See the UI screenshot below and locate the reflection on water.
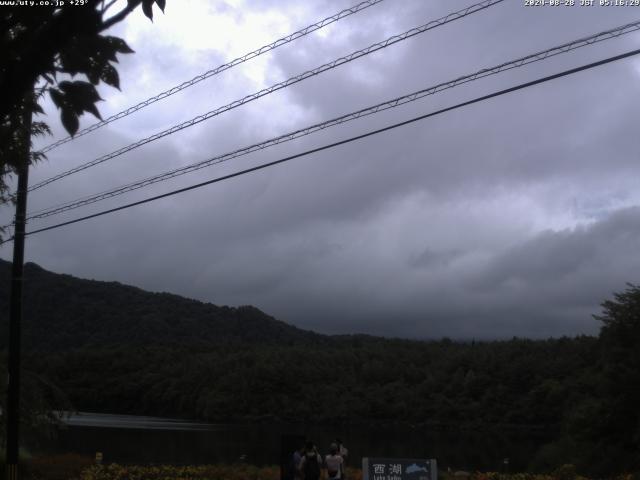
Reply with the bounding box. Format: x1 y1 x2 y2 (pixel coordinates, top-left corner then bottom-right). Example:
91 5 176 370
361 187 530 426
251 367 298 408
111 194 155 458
35 413 550 472
61 412 216 430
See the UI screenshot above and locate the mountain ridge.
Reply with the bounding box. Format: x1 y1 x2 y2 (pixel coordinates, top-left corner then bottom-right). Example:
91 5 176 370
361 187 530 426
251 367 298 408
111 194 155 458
0 259 324 351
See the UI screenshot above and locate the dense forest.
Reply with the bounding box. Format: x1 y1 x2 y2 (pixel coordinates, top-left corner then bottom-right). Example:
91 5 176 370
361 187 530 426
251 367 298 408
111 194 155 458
0 260 638 474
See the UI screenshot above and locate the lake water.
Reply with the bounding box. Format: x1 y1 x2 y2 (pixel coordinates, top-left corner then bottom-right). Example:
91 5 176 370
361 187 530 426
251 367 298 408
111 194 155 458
34 413 551 472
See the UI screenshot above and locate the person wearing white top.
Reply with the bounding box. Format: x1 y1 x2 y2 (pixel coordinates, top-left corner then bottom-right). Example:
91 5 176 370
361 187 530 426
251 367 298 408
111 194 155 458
325 443 344 480
336 439 348 479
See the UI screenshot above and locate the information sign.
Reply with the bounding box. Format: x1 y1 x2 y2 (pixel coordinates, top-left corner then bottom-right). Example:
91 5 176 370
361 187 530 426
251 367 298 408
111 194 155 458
363 458 437 480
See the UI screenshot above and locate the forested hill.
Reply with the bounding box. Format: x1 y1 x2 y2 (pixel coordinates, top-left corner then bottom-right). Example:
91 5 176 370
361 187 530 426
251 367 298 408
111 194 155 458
1 260 638 474
0 259 322 351
0 259 596 430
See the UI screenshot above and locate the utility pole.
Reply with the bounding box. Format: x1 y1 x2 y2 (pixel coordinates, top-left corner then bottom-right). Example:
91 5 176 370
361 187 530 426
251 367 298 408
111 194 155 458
6 95 32 480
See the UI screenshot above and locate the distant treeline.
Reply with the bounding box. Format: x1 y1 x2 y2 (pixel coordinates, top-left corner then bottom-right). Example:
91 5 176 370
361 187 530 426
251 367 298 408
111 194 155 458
26 336 594 426
0 260 638 475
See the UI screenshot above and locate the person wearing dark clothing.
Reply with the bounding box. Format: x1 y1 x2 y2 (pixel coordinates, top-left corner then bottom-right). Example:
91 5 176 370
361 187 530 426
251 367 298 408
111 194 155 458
299 441 323 480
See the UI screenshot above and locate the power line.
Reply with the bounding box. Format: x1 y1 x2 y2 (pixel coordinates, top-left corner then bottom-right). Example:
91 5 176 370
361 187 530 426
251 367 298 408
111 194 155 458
23 19 640 222
27 0 504 192
4 47 637 244
37 0 388 154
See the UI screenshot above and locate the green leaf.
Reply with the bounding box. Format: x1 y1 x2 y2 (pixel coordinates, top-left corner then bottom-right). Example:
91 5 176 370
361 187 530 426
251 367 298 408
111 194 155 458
86 68 100 85
142 0 154 20
59 81 102 104
59 42 89 75
49 88 64 109
105 36 135 54
61 108 79 136
30 150 47 164
58 81 103 119
100 64 120 90
95 36 118 62
84 102 102 120
31 121 51 137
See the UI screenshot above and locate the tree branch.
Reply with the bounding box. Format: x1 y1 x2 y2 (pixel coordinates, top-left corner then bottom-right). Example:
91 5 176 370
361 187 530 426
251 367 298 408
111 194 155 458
101 1 140 31
101 0 119 15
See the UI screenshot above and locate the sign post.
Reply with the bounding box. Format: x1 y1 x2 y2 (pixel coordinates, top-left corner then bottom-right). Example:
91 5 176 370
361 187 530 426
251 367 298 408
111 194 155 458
362 457 438 480
363 458 437 480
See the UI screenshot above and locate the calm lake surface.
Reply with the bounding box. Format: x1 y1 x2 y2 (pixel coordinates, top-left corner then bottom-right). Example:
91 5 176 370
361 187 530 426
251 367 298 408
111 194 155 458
34 413 551 472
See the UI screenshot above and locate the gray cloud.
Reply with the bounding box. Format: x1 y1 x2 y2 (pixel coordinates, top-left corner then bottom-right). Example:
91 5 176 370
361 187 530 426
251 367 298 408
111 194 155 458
2 0 640 340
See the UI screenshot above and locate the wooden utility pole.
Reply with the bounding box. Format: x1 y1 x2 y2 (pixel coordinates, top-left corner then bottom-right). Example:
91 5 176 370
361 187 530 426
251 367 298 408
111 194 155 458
6 96 32 480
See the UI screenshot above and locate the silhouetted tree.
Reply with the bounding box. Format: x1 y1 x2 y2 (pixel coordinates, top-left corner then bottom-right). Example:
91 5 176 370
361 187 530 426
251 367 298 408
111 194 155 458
591 283 640 471
0 0 166 205
0 0 167 439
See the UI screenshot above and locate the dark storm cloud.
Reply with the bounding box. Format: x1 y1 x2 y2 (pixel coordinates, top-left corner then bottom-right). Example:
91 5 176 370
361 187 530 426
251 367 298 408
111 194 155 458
2 0 640 339
470 207 640 296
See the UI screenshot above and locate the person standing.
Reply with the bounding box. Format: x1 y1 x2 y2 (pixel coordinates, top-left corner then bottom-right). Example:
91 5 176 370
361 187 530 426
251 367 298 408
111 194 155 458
292 443 305 480
299 441 322 480
336 438 348 480
325 443 344 480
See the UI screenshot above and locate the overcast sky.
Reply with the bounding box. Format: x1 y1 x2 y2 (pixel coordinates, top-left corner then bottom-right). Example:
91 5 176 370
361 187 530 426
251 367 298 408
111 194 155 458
2 0 640 339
